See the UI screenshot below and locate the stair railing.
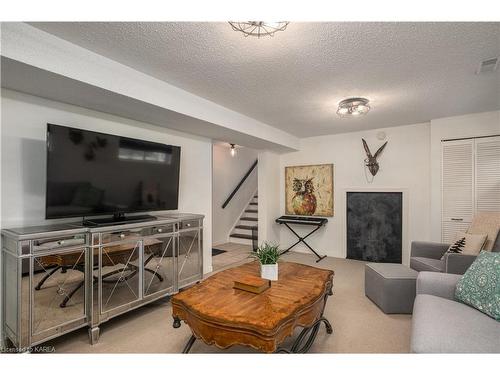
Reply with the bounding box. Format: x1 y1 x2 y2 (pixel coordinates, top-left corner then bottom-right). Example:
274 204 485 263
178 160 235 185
222 159 258 209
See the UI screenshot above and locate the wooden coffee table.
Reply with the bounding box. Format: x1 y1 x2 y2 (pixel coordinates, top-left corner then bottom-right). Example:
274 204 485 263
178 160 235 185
172 261 334 353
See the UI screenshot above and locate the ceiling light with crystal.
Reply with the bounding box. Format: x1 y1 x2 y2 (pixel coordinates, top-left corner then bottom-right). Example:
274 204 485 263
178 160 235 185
336 98 371 118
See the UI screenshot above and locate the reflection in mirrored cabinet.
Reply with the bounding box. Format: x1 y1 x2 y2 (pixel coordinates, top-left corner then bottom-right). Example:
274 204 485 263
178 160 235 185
100 240 141 314
1 230 89 350
143 235 175 297
178 227 203 289
32 248 87 343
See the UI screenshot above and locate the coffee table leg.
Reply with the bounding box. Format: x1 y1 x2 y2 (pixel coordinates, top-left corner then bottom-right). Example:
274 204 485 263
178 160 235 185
318 317 333 334
275 316 333 354
173 316 181 328
182 335 196 353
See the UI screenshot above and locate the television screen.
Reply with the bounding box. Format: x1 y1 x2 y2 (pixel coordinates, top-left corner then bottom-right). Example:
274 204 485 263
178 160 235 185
46 124 181 219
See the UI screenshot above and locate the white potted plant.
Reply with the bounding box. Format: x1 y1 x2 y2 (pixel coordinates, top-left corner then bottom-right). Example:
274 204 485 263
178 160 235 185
251 242 281 281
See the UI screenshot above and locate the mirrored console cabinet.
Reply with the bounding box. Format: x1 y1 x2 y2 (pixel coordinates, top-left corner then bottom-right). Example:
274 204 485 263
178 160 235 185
1 214 203 350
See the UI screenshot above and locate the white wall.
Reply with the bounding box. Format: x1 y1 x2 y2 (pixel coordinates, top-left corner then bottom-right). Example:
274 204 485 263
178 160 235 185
258 151 281 245
212 144 258 245
279 123 432 265
1 89 213 273
429 111 500 241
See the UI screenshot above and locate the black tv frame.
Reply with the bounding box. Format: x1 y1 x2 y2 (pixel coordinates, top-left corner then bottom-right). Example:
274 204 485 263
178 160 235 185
45 123 181 224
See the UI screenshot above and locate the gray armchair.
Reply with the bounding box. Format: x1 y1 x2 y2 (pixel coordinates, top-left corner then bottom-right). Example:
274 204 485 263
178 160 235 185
411 212 500 275
410 241 481 275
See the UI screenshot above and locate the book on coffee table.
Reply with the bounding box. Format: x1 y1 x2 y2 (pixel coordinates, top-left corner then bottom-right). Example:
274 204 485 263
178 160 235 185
233 275 271 294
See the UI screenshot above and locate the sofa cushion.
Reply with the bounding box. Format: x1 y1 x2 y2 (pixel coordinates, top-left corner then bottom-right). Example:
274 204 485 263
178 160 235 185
455 251 500 320
410 257 445 272
467 211 500 251
411 294 500 353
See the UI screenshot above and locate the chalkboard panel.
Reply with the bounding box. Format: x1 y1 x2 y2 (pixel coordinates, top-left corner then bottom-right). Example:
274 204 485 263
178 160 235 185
347 192 402 263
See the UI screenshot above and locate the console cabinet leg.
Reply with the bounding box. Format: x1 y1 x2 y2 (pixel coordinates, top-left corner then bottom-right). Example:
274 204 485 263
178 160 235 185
89 327 100 345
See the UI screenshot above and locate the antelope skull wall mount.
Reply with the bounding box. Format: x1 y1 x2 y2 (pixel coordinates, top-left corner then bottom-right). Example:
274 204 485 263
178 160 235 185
362 138 388 177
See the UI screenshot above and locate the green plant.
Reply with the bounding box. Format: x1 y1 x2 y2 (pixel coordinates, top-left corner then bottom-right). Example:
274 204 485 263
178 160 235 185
250 242 281 265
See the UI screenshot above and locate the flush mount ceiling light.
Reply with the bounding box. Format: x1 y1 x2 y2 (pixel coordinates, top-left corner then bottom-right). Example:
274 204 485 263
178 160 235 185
228 21 289 38
336 97 371 118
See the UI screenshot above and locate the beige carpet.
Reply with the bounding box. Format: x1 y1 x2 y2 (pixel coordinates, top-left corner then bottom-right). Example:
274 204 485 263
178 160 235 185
212 242 253 271
39 252 411 353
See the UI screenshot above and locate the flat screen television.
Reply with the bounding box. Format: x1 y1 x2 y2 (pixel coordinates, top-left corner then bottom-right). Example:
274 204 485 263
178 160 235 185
46 124 181 222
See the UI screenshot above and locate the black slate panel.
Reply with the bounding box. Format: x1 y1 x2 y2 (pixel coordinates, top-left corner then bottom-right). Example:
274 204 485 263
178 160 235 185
347 192 402 263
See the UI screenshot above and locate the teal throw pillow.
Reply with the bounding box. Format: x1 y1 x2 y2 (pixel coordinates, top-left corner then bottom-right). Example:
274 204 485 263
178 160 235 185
455 251 500 321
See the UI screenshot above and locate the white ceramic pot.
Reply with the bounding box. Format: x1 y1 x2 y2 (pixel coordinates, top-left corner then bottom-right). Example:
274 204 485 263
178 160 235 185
260 263 278 281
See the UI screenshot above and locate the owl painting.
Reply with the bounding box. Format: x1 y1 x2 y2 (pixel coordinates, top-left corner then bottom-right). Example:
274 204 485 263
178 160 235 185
285 164 334 217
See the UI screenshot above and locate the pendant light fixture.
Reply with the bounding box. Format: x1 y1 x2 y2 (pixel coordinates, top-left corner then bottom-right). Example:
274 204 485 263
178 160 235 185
228 21 289 38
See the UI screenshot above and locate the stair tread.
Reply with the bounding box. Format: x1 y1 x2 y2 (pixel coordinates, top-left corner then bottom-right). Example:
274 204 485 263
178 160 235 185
235 225 258 230
230 233 258 240
245 209 258 213
249 202 258 205
240 217 258 221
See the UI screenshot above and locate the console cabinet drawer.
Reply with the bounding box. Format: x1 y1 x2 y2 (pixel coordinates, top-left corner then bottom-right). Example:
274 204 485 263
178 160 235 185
179 220 200 230
101 229 142 244
99 224 175 243
32 234 87 252
151 223 176 235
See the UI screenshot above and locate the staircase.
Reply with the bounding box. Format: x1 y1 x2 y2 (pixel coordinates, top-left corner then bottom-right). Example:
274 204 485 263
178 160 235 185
229 193 258 245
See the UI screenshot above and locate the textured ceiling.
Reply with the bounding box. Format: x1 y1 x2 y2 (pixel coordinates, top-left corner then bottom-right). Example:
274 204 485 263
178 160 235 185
30 22 500 137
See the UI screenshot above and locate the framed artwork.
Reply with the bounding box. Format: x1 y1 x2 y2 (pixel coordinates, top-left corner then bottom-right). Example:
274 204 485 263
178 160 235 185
285 164 334 217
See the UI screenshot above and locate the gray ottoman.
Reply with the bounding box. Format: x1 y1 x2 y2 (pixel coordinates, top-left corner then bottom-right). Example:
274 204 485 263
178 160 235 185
365 263 418 314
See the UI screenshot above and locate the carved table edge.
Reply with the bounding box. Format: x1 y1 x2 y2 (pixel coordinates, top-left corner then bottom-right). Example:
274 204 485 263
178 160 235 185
172 276 333 335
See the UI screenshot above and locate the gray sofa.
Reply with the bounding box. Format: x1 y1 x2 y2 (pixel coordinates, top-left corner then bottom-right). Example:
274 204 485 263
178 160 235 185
410 236 500 274
411 272 500 353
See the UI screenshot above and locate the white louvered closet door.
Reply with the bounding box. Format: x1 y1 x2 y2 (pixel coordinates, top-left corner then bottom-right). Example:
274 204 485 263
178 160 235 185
475 136 500 212
441 140 474 243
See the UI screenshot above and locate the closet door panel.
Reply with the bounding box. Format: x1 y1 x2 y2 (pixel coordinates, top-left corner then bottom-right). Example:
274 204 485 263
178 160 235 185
475 136 500 212
441 140 474 242
441 140 474 218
